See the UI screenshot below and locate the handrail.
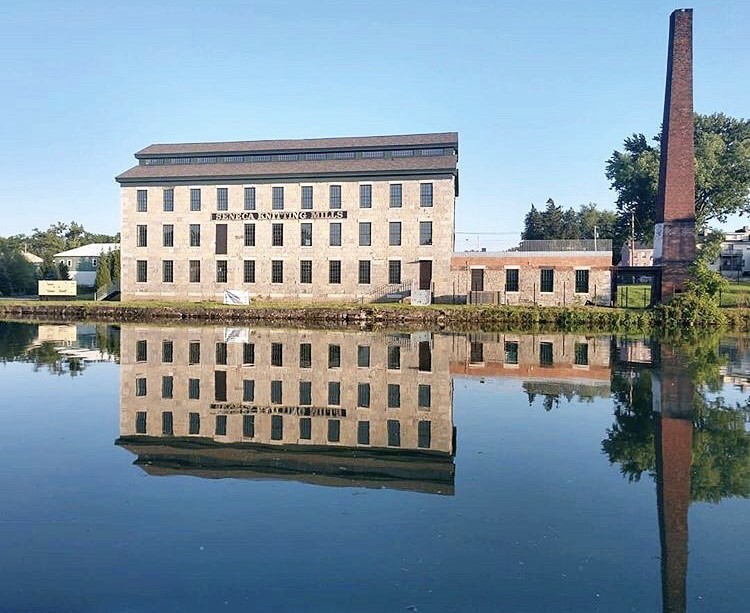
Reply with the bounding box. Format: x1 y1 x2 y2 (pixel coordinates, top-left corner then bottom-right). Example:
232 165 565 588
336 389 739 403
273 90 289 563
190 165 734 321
95 280 120 301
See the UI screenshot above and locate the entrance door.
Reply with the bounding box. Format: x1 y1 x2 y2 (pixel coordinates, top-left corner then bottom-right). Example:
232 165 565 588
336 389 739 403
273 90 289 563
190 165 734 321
470 268 484 292
419 260 432 291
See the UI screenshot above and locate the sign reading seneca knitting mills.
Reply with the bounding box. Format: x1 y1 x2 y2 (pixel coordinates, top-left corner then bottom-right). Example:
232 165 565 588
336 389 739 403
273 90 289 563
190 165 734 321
211 211 347 221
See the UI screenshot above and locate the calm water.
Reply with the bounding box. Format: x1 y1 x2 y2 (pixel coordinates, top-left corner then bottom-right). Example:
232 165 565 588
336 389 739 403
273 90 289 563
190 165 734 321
0 322 748 613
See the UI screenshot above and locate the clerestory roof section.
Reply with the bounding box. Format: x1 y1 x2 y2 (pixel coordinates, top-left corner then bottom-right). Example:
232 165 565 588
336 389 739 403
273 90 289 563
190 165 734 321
134 132 458 158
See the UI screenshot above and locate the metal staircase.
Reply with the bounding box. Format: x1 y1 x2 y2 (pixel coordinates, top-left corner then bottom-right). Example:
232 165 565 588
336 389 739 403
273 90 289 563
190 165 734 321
365 281 412 303
95 280 121 301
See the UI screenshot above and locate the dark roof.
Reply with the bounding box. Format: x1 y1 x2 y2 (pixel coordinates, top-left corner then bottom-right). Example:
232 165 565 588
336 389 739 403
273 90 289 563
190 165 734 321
135 132 458 157
116 153 458 185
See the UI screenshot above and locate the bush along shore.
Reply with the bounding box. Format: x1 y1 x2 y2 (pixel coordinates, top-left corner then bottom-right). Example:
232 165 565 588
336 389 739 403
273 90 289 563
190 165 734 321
0 300 748 333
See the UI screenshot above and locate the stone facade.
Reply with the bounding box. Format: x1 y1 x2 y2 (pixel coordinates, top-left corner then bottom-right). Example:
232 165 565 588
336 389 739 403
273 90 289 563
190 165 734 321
116 134 458 303
451 251 612 306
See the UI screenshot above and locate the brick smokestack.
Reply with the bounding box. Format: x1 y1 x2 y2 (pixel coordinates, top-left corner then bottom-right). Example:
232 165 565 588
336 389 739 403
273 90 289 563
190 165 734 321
654 8 696 298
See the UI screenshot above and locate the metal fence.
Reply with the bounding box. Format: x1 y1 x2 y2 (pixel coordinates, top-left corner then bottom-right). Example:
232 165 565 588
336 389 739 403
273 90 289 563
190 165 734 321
517 239 612 252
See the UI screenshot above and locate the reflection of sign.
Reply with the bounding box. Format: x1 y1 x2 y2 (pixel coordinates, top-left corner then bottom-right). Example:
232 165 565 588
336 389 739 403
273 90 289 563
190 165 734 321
37 324 77 343
210 404 347 417
211 211 347 221
38 280 76 296
224 328 250 343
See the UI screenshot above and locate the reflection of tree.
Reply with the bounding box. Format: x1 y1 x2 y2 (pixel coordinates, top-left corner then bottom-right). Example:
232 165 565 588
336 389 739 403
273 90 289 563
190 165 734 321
524 381 609 411
603 336 750 503
25 341 87 377
0 322 37 361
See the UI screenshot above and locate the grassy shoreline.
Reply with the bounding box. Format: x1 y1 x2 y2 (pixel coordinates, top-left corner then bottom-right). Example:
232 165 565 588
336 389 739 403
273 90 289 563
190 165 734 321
1 299 749 332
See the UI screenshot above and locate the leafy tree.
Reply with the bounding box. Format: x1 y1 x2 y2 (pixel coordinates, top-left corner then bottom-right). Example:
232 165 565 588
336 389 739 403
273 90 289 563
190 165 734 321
606 113 750 238
109 249 121 281
95 252 112 289
0 238 38 295
57 261 70 281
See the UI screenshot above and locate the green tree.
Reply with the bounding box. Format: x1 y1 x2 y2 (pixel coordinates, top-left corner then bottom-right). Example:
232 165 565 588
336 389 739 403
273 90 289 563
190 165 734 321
606 113 750 237
57 261 70 281
95 252 112 289
109 249 121 281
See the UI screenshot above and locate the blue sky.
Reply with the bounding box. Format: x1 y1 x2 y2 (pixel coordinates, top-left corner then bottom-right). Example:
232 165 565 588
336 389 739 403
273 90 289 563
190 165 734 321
1 0 748 246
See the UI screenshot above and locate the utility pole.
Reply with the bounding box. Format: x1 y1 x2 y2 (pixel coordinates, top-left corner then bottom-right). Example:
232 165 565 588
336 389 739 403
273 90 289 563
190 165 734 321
631 212 636 265
593 225 598 251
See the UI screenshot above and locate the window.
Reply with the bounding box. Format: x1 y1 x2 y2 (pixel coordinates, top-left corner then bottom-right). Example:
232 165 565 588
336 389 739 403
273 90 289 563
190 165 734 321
299 381 312 405
189 260 201 283
575 269 590 294
357 421 370 445
162 411 174 436
417 342 431 374
188 341 201 365
327 419 341 442
418 421 431 449
244 223 255 247
135 377 147 396
215 371 227 401
387 384 400 408
135 411 147 434
419 221 433 246
504 341 519 364
243 415 255 438
271 415 283 440
301 185 313 209
359 222 371 246
243 342 255 365
162 376 174 399
216 342 228 365
190 188 201 211
136 339 147 362
357 382 370 408
271 380 283 404
389 222 401 246
136 260 147 283
189 412 200 435
272 223 284 246
271 342 283 367
357 345 370 367
387 420 401 447
216 260 228 283
272 186 284 210
540 342 554 366
189 224 201 247
163 188 174 212
540 269 554 293
137 189 148 212
299 417 312 440
328 344 341 368
188 378 200 399
329 185 341 209
574 342 589 366
418 384 431 408
162 340 173 363
328 381 341 405
470 342 484 363
243 379 255 402
329 260 341 284
163 224 174 247
358 260 371 284
420 183 433 207
300 260 312 284
390 184 402 207
243 260 255 283
162 260 174 283
271 260 283 283
505 269 519 292
216 224 227 254
215 415 227 436
359 184 372 208
388 260 401 284
387 346 400 370
137 225 147 247
217 187 228 211
300 223 312 246
299 343 312 368
329 222 342 246
244 187 256 210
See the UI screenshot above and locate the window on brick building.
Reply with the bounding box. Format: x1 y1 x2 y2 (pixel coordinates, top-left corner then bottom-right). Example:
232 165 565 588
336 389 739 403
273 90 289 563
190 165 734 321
217 187 228 211
575 269 590 294
244 186 256 210
301 185 313 209
505 268 519 292
137 189 148 212
329 222 342 246
329 185 341 209
540 269 554 293
272 186 284 210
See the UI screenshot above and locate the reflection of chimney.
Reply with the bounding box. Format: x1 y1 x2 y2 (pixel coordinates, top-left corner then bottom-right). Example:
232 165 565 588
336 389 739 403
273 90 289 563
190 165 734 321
653 343 694 613
654 9 696 299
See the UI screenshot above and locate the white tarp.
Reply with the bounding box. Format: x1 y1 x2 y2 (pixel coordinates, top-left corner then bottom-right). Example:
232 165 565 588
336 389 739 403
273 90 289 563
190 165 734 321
223 290 250 305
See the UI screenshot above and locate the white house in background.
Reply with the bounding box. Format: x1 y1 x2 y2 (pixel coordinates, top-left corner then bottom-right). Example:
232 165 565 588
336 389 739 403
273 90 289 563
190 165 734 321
53 243 120 287
708 226 750 279
619 242 654 267
21 251 43 267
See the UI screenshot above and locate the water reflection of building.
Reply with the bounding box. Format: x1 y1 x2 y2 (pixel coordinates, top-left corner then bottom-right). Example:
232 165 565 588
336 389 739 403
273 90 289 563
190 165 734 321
718 337 750 392
116 326 455 495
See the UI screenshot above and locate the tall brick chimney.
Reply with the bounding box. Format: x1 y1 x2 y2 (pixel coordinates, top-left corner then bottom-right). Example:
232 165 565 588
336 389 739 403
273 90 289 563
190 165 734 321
654 8 696 298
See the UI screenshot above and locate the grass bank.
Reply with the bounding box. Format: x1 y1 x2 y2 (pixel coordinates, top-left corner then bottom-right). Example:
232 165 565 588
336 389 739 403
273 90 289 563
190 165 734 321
2 298 748 332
